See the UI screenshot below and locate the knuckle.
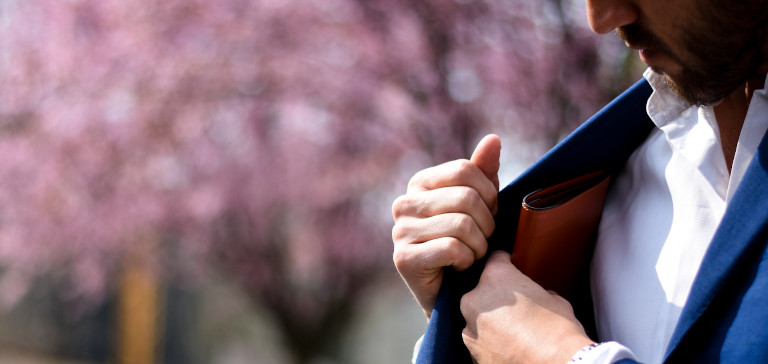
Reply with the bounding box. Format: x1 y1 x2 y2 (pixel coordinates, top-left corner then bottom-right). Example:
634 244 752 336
456 185 478 204
392 246 415 272
392 247 406 266
453 159 476 180
391 195 413 219
556 294 569 306
459 291 472 317
483 250 512 268
489 249 509 262
553 293 571 307
459 291 477 316
443 237 461 254
451 214 475 236
479 217 495 239
459 292 470 310
391 222 411 242
444 238 474 270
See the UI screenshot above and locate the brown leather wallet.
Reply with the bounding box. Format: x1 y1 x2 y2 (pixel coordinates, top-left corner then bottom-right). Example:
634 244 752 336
510 171 611 299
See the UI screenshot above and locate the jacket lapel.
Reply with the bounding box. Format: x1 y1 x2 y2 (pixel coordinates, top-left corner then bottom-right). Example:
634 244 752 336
665 129 768 360
492 79 655 249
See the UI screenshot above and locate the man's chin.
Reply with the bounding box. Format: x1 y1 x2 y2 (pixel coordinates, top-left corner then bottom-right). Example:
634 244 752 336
649 65 682 84
650 61 751 106
662 76 712 106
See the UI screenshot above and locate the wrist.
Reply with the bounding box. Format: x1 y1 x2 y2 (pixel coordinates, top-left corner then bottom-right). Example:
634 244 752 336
568 342 603 363
565 341 639 363
553 334 595 364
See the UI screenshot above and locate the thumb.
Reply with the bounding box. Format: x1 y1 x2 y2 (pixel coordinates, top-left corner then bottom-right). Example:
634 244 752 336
470 134 501 190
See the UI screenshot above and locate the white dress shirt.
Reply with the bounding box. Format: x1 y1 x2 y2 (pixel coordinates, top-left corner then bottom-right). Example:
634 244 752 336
583 69 768 363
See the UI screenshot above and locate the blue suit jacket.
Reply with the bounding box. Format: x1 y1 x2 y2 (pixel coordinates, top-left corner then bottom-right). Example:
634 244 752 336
416 79 768 363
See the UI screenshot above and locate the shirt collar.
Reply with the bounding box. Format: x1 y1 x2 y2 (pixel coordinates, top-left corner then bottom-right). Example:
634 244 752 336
642 68 729 200
643 69 768 124
643 68 693 129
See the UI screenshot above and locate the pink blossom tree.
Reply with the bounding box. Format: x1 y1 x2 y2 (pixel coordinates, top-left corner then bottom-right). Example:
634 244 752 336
0 0 633 362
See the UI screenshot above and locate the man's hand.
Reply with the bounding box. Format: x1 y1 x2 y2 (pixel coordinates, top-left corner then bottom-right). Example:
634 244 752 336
460 250 594 363
392 134 501 318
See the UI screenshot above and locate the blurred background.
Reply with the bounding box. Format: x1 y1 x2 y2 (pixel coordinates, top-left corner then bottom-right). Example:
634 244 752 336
0 0 643 363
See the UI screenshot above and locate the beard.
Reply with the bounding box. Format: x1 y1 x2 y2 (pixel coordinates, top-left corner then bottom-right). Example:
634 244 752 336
617 14 766 106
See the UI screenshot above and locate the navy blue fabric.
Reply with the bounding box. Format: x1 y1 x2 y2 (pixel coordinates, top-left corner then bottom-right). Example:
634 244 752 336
416 77 768 363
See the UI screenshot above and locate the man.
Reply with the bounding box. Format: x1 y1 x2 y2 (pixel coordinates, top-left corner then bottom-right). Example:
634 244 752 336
392 0 768 362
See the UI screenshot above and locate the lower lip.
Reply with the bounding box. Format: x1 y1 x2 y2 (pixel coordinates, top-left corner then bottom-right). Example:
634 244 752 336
639 49 657 65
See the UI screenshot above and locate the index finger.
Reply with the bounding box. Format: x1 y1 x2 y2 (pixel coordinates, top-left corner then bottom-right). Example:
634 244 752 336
408 159 498 212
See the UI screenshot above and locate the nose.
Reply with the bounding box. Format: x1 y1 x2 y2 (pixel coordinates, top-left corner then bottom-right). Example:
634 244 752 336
586 0 639 34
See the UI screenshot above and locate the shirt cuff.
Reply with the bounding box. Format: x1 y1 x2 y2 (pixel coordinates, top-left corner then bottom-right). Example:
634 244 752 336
568 341 638 363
